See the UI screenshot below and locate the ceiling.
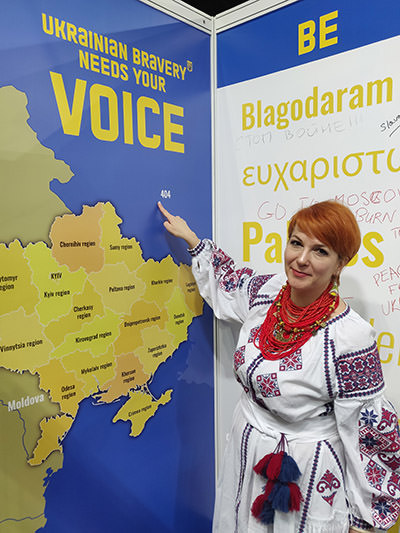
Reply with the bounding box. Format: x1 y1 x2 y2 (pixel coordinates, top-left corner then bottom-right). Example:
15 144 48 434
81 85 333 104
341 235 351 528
183 0 248 16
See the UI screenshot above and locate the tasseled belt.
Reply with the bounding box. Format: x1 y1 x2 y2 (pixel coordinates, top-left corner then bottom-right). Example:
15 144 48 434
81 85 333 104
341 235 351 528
251 433 303 525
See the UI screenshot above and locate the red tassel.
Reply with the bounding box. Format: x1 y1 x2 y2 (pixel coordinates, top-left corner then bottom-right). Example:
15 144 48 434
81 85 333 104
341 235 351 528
251 493 267 518
266 451 284 480
253 453 273 476
288 482 302 511
251 479 276 519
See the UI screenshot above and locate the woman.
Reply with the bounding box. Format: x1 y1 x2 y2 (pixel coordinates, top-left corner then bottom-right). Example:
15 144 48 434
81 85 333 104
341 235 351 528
158 200 400 533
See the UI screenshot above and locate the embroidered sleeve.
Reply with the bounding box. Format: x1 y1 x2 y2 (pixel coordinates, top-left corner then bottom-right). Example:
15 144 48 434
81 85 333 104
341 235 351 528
191 239 274 323
335 342 384 399
333 325 400 530
357 401 400 529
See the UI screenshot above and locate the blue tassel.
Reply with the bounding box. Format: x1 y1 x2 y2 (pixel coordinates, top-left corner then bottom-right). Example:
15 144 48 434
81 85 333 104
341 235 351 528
278 452 301 483
269 481 291 512
267 481 280 503
259 501 275 524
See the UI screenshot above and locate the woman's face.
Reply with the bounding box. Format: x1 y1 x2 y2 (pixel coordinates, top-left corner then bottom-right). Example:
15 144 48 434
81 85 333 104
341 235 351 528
284 225 343 307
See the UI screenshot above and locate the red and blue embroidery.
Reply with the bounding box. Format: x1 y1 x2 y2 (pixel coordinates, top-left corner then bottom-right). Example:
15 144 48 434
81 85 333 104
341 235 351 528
351 516 373 530
324 334 335 398
388 471 400 499
359 425 399 459
211 247 253 292
298 442 322 533
248 275 275 309
247 354 268 407
378 407 399 433
335 343 384 398
365 460 387 490
188 239 206 257
372 495 400 529
256 373 281 398
279 349 302 371
359 406 400 462
248 326 261 344
235 423 253 533
359 404 400 528
299 440 346 532
316 469 341 506
234 346 245 371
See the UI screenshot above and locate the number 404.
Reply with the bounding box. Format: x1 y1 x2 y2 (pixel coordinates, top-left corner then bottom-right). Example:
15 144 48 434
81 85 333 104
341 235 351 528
160 190 171 199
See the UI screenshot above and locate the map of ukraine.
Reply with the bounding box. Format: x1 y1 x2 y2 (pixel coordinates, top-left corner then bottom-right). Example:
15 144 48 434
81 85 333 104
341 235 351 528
0 86 203 530
1 200 203 450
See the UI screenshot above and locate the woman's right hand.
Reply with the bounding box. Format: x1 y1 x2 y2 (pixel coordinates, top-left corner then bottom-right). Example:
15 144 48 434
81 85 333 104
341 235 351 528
158 201 200 249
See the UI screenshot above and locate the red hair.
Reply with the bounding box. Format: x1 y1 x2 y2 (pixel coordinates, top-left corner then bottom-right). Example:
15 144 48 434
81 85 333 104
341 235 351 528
288 201 361 262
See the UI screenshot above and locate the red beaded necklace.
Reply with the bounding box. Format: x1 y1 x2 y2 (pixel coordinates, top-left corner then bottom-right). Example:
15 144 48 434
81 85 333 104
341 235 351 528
254 281 339 360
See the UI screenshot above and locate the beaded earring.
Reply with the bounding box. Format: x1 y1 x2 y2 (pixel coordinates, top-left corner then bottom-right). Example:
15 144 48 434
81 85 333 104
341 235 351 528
329 278 339 297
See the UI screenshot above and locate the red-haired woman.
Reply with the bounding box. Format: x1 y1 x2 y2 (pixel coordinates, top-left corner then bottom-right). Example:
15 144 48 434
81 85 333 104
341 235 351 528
158 200 400 533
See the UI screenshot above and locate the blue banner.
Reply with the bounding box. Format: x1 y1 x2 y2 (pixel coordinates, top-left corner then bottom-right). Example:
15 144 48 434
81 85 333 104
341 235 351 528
0 1 213 532
217 0 400 87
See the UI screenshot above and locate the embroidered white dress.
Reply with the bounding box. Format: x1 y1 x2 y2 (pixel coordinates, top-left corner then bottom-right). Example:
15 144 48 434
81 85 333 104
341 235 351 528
191 239 400 533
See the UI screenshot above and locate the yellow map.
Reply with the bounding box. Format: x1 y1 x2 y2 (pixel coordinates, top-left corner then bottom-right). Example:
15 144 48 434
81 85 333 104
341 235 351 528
0 201 203 529
0 83 204 532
